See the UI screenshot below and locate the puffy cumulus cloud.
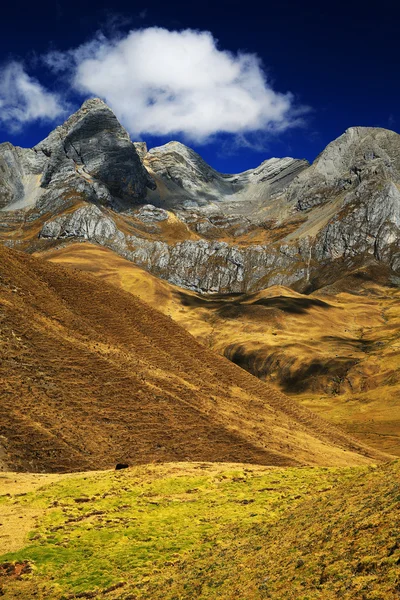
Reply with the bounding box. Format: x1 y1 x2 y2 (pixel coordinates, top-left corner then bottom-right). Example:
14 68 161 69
45 28 306 142
0 61 66 131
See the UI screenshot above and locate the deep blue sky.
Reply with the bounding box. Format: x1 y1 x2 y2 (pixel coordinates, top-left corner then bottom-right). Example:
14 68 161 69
1 0 399 173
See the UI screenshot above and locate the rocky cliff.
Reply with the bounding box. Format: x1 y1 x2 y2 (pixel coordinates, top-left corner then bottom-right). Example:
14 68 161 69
1 100 399 293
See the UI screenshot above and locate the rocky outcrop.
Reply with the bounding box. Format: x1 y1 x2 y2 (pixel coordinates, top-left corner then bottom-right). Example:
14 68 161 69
40 204 124 244
135 204 169 223
38 203 310 293
139 238 308 293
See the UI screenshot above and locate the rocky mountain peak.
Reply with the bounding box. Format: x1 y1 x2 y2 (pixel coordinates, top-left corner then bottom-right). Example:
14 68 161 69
286 126 400 210
145 140 220 191
31 99 156 207
313 126 400 176
80 97 111 111
35 97 130 155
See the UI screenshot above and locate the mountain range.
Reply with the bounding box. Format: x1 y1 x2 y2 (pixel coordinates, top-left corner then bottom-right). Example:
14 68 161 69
1 97 400 295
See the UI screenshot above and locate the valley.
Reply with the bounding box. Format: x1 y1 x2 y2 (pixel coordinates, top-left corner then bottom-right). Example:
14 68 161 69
41 242 400 457
2 244 384 473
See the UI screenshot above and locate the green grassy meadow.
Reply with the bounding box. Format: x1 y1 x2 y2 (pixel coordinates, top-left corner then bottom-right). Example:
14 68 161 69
1 461 399 599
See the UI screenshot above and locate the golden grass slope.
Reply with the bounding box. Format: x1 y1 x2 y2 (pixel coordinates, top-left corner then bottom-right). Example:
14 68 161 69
1 244 389 472
42 243 400 457
1 460 399 599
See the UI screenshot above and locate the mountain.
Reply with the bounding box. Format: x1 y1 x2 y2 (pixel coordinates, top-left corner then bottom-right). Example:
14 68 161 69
1 99 399 294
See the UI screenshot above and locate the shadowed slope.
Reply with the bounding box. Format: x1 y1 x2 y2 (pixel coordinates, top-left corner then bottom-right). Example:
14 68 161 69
0 245 389 471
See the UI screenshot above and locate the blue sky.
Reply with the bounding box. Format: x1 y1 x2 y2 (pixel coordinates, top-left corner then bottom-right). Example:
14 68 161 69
0 0 399 173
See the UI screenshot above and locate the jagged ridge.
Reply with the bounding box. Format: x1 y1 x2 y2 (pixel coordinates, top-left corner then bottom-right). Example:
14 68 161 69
0 100 400 294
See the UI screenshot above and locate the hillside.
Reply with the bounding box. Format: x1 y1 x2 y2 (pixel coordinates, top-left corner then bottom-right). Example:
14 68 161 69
1 459 399 599
42 242 400 457
0 244 390 472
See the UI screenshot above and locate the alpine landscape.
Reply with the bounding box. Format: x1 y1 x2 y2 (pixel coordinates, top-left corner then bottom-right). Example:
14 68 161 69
1 5 400 599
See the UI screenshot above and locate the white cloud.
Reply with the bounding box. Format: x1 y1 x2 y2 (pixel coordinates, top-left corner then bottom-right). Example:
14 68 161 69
45 28 306 142
0 61 66 131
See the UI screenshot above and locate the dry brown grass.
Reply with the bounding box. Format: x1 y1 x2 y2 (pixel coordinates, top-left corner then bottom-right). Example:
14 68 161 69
41 243 400 457
1 244 390 472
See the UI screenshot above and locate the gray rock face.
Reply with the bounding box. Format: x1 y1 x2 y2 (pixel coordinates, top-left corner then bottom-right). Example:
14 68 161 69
315 181 400 265
40 204 124 243
1 100 400 294
0 144 25 209
142 239 305 293
0 143 46 210
145 141 309 217
64 108 154 201
287 127 400 210
37 98 156 207
135 204 169 223
133 142 149 161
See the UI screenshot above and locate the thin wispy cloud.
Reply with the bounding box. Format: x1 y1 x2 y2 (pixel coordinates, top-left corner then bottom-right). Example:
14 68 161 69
0 61 66 132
